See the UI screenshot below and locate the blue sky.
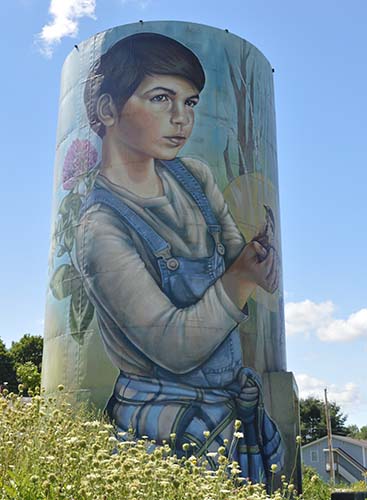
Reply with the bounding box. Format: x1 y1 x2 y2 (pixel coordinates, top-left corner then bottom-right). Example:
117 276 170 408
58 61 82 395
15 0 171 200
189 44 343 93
1 0 366 427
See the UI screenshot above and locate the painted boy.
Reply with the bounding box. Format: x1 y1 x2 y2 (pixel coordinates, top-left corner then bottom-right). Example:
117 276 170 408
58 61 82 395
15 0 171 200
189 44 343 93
76 32 283 482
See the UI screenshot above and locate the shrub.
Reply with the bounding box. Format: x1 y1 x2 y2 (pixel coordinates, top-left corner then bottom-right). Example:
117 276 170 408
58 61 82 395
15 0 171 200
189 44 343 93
301 466 331 500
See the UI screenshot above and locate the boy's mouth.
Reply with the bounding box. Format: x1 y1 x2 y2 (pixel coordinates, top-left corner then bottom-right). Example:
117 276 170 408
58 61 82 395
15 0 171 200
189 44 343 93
164 136 186 146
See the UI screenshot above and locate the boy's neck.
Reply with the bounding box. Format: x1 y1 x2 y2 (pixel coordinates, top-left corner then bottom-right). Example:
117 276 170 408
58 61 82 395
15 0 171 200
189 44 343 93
100 139 163 198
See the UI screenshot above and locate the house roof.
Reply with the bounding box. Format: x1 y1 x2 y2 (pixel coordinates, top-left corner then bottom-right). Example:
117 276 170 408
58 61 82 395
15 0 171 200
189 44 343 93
302 434 367 449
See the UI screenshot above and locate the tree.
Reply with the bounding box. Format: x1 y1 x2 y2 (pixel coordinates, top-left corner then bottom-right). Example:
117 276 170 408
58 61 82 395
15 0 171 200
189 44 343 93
0 338 17 392
347 424 367 440
5 334 43 395
16 362 41 393
347 424 360 437
8 334 43 370
300 396 348 444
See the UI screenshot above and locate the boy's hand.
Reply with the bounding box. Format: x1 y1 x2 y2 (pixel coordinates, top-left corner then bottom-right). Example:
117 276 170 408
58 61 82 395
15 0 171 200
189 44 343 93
237 241 279 294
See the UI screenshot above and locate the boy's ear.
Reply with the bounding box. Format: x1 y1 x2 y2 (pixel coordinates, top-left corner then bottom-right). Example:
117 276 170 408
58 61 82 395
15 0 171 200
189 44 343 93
96 94 118 128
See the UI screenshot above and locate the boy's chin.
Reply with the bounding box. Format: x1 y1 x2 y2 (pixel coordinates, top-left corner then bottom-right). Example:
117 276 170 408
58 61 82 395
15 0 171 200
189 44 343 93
157 152 179 161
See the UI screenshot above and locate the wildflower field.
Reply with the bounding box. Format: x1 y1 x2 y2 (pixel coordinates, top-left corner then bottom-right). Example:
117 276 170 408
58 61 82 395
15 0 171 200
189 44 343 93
0 387 362 500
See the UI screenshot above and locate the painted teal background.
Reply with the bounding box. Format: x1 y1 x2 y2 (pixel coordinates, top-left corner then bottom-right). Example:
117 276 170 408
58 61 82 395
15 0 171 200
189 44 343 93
42 21 285 408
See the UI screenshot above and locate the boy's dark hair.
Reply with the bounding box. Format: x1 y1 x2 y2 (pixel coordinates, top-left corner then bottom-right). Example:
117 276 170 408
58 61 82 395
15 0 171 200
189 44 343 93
84 32 206 138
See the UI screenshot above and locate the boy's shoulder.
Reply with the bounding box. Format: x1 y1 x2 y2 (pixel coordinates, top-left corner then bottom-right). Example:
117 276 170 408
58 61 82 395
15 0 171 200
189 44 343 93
178 156 214 186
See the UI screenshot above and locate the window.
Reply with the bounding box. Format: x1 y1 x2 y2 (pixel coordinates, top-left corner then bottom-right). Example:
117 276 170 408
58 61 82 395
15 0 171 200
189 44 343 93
311 450 319 463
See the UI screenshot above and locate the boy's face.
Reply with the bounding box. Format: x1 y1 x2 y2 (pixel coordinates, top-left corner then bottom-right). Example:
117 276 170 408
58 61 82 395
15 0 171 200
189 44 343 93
111 74 200 160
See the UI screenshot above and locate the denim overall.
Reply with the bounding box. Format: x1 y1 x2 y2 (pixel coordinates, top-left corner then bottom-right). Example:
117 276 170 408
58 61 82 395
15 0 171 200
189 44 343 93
81 159 284 483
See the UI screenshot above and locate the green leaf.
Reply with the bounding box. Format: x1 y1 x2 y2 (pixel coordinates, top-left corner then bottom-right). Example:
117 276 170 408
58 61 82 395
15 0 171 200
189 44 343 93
85 168 98 191
54 218 66 247
63 225 75 252
69 284 95 337
3 482 18 497
49 264 81 300
54 193 82 256
55 217 64 236
59 192 81 216
57 245 67 257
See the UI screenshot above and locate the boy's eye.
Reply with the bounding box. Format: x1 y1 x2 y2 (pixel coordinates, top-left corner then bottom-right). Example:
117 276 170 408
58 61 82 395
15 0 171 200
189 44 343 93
150 94 169 103
185 99 198 108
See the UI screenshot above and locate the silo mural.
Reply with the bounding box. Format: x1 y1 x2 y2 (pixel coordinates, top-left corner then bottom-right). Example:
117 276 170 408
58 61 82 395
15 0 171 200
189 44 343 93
43 21 300 485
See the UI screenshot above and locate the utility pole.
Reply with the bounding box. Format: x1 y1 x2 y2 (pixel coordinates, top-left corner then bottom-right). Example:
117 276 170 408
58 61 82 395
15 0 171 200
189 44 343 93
324 388 335 483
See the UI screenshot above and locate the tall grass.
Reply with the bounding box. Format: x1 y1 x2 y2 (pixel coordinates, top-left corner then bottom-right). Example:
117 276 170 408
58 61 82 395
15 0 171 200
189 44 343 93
0 387 359 500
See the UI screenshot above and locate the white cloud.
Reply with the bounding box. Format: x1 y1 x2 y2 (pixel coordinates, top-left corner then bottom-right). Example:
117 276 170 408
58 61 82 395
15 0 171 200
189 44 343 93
296 373 361 408
37 0 96 57
285 300 367 342
317 308 367 342
285 299 334 336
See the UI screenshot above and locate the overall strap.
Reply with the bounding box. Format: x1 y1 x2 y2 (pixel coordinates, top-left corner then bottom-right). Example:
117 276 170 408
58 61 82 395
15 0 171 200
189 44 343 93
80 187 172 261
160 159 221 237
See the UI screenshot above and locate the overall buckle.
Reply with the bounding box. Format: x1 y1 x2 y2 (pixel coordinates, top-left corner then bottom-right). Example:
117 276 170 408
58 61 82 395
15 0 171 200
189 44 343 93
155 245 179 271
209 228 226 256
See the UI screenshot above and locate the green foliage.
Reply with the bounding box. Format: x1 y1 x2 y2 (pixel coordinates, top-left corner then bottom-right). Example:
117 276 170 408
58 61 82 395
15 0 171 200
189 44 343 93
9 334 43 370
56 191 82 255
49 264 81 300
1 390 364 500
0 338 7 356
0 390 303 500
347 424 367 440
347 424 360 437
49 264 94 341
349 479 367 491
50 167 96 337
300 396 348 444
301 466 331 500
0 338 17 392
3 334 43 394
301 466 367 500
69 287 95 340
16 362 41 392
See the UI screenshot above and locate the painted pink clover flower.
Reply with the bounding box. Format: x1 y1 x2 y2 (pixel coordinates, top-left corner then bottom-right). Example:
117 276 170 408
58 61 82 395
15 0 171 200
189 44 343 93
62 139 98 190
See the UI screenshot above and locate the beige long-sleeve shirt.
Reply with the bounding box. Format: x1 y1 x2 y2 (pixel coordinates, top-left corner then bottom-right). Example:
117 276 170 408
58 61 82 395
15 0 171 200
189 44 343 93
76 157 247 376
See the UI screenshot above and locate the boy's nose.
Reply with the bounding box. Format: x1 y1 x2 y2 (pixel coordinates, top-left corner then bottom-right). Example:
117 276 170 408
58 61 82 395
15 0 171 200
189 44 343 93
170 103 190 126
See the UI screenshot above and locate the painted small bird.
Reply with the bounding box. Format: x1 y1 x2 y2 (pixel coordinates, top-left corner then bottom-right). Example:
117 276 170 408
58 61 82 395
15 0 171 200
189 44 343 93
252 204 276 260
